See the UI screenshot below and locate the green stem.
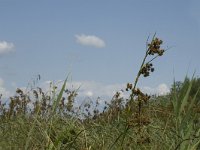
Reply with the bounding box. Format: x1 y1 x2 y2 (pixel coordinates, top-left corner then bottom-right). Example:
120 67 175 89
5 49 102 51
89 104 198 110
130 33 156 101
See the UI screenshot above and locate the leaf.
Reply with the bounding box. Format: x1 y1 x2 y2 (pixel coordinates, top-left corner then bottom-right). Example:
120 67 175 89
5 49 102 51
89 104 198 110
52 78 68 114
179 80 192 117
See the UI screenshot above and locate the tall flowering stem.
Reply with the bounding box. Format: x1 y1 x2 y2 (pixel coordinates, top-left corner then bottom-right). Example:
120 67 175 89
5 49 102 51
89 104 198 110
110 34 166 149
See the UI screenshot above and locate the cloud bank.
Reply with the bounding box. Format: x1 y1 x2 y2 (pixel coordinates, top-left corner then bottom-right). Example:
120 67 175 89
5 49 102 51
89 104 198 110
75 34 105 48
141 83 170 95
0 78 12 99
67 81 124 98
1 79 170 103
0 41 15 55
40 80 170 100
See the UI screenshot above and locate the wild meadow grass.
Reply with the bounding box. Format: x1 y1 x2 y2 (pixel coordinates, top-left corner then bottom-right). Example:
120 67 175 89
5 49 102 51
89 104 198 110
0 35 199 150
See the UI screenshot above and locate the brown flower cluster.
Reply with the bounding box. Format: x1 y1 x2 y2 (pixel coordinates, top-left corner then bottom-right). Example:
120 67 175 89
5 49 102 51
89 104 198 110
148 37 164 56
66 90 78 111
140 63 154 77
126 83 133 91
132 88 150 103
126 83 151 104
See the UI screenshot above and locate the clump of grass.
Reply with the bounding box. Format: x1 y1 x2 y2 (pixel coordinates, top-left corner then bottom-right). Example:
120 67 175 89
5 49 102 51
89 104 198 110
0 35 199 149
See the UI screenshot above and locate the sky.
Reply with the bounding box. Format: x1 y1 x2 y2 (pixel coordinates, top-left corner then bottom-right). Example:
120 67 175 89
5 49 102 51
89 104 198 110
0 0 200 100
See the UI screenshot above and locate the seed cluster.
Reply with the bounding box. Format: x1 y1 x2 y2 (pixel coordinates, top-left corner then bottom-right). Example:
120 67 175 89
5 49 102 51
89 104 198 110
148 37 164 56
126 83 151 104
132 88 151 103
126 83 133 91
140 63 154 77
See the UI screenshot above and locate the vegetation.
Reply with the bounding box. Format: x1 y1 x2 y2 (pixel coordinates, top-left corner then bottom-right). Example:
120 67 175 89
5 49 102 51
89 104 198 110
0 35 199 150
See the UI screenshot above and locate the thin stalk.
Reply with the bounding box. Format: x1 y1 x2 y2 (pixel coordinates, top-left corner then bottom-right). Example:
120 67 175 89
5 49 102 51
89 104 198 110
130 33 156 101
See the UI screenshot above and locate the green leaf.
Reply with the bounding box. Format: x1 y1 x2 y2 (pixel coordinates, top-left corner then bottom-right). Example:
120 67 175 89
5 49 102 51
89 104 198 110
179 80 192 116
52 77 68 114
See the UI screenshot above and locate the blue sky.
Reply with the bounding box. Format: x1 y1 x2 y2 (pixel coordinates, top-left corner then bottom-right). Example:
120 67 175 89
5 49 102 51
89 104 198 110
0 0 200 99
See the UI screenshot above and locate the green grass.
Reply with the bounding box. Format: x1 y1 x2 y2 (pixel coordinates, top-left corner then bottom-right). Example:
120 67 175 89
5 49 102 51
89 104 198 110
0 84 199 149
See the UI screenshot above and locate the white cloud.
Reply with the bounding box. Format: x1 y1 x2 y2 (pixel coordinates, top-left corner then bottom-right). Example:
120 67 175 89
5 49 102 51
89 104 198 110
38 80 126 103
0 41 15 55
156 84 170 95
141 83 170 95
36 80 170 107
75 34 105 48
66 81 125 99
0 78 12 99
86 91 93 97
